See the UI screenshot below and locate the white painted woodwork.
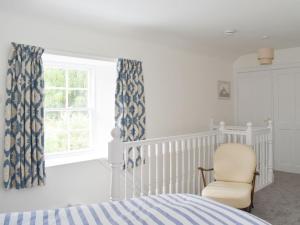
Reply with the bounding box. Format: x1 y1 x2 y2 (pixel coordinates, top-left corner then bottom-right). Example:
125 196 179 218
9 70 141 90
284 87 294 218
273 68 300 173
107 128 123 201
108 121 273 200
236 66 300 173
236 70 273 126
140 145 145 196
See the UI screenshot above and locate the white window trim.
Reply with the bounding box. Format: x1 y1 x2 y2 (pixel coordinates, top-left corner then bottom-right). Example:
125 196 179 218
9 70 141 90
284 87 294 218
43 54 102 167
45 149 103 167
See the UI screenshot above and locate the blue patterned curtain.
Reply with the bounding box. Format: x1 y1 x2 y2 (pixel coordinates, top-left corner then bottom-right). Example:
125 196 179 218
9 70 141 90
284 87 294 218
3 43 46 189
115 58 146 168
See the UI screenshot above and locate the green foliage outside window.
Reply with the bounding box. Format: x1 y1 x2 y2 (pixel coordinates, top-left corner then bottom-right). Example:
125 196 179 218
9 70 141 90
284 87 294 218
44 67 91 154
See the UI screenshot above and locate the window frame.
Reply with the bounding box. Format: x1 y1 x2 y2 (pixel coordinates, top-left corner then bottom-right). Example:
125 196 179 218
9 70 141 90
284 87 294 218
43 55 98 167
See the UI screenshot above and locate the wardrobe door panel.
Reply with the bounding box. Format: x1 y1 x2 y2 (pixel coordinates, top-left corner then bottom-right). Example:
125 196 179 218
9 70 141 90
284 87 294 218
274 68 300 173
236 70 272 126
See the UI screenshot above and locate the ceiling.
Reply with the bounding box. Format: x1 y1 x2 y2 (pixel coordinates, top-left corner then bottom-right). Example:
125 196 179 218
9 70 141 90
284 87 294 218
1 0 300 59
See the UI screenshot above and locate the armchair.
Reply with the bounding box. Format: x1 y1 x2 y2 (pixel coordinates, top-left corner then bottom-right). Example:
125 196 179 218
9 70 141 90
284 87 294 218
198 143 259 212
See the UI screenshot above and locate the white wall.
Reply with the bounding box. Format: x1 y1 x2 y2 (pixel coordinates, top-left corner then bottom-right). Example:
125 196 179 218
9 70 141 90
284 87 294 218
0 11 233 212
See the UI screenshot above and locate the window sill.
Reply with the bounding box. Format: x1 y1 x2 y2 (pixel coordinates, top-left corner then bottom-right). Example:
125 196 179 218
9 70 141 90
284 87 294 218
45 150 108 167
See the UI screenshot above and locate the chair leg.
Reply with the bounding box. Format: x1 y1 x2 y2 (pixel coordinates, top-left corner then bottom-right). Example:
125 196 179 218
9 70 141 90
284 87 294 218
247 206 252 213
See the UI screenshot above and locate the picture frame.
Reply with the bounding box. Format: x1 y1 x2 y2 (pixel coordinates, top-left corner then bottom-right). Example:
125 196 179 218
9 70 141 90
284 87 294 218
218 80 231 100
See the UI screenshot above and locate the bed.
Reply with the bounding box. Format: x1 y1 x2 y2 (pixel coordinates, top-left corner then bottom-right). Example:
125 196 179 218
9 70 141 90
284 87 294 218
0 194 270 225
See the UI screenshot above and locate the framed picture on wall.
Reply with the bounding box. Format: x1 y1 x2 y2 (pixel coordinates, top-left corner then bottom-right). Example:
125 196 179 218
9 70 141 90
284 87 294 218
218 80 231 100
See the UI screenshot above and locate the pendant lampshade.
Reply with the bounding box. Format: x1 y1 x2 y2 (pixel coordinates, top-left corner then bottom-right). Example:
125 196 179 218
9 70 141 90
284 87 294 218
257 48 274 65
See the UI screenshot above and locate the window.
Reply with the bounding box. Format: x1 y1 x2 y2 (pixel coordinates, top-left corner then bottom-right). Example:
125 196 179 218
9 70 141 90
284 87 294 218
43 54 116 166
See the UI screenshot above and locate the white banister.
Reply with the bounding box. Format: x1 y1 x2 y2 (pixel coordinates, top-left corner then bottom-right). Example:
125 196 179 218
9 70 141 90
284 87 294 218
267 120 273 183
181 139 185 193
148 144 152 195
187 139 191 193
108 128 123 201
175 140 179 193
192 138 196 194
169 141 173 193
109 120 273 201
197 137 202 194
132 146 136 198
162 142 167 194
246 122 253 145
140 145 145 196
155 143 159 195
219 121 225 144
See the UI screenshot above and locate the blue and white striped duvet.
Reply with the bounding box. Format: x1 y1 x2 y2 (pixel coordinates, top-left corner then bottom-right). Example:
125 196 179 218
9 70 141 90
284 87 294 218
0 194 270 225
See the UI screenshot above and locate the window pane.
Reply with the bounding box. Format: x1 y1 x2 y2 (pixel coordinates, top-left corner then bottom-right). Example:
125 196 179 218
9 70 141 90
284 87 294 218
45 111 68 130
68 70 88 88
45 130 68 153
70 130 89 150
45 90 66 108
45 68 65 87
70 111 89 129
68 90 88 108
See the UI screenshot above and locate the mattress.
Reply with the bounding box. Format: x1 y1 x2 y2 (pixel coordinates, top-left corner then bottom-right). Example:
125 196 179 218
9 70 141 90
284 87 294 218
0 194 270 225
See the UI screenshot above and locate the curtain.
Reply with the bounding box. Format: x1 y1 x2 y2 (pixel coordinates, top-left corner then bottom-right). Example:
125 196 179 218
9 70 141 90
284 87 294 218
3 43 46 189
115 58 146 168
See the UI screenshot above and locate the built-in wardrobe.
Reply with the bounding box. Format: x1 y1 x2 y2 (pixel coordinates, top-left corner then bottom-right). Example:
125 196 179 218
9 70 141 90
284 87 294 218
235 65 300 174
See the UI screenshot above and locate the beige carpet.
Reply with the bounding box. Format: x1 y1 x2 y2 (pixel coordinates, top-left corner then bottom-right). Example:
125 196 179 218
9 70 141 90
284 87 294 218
252 171 300 225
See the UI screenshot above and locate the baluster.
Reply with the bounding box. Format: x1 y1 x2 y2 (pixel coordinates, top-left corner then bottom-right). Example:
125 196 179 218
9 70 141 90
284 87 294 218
181 139 185 193
267 120 273 183
260 135 263 187
207 136 212 183
155 143 159 195
124 146 128 200
211 134 215 183
187 139 191 193
162 142 167 194
175 140 180 193
132 146 136 198
264 135 267 186
210 135 214 182
198 137 202 195
233 134 237 143
169 141 173 193
261 135 264 186
227 134 231 143
255 136 260 189
140 145 145 197
192 138 196 194
148 144 152 196
203 136 207 185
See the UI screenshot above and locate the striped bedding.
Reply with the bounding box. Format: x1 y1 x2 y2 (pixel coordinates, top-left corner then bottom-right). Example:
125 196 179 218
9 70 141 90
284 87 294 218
0 194 270 225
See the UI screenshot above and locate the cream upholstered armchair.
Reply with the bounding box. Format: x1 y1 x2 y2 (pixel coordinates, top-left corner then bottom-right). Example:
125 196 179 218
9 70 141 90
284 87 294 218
199 143 259 212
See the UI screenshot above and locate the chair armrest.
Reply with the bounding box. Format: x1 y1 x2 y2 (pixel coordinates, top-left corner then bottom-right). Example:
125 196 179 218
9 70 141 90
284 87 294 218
198 167 214 188
198 167 214 172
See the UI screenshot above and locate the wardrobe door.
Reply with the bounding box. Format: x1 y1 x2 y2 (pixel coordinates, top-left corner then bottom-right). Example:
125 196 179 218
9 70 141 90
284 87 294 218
236 70 273 126
274 68 300 173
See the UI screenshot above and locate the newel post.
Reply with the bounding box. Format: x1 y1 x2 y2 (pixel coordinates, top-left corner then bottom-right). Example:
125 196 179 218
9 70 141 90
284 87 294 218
108 128 123 201
267 120 274 183
219 121 225 144
246 122 253 146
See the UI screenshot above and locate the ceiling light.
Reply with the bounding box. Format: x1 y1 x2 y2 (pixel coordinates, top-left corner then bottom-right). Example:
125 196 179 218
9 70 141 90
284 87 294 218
257 48 274 65
224 29 237 36
261 35 270 40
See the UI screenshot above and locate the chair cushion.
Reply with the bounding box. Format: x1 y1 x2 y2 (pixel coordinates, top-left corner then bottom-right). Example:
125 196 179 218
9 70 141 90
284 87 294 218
202 181 252 209
214 143 256 183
